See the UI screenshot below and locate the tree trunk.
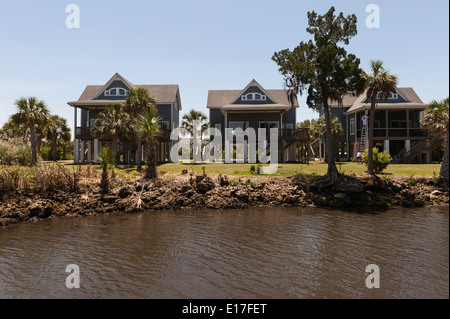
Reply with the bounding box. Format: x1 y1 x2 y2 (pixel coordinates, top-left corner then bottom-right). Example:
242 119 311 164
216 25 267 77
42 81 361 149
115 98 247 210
112 136 118 165
440 130 449 183
52 134 58 161
137 138 142 171
322 102 339 183
145 140 157 179
29 118 37 166
367 99 377 175
36 135 42 158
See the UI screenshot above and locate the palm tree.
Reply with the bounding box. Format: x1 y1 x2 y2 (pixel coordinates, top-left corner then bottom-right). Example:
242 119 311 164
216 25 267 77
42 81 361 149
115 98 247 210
93 104 133 165
310 115 344 162
181 110 208 161
181 110 209 136
362 60 398 175
140 107 162 179
35 113 50 156
421 98 449 183
46 115 71 161
125 87 157 170
0 113 29 141
14 97 49 166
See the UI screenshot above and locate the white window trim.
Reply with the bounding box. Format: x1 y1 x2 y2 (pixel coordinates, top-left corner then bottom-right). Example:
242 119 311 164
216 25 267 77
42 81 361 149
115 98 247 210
376 92 399 100
350 118 356 135
242 93 267 101
105 87 128 97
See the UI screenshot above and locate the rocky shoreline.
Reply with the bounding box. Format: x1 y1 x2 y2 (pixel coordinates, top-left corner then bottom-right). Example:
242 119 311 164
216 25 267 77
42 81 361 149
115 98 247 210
0 174 448 226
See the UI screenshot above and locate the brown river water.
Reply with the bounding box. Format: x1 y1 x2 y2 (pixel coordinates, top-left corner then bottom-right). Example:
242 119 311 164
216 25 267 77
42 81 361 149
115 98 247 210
0 206 448 299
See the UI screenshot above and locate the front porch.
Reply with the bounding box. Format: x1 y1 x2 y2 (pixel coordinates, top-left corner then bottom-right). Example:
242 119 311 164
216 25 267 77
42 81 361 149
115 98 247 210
74 129 172 165
347 109 442 163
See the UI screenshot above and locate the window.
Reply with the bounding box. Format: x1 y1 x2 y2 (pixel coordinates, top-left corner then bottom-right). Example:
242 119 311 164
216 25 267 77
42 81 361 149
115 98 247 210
390 120 407 128
242 93 266 101
285 123 294 130
259 121 279 129
104 87 128 97
229 121 249 130
159 121 169 129
350 118 356 135
376 92 398 100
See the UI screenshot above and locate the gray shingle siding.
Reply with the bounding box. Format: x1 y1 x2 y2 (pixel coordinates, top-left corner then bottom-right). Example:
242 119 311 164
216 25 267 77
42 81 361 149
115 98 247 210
157 105 172 128
285 108 296 126
172 97 180 129
81 109 87 128
210 109 224 130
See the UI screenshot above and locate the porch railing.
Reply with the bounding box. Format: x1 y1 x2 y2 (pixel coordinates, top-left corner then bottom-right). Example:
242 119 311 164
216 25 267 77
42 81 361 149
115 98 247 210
358 128 429 138
75 127 172 141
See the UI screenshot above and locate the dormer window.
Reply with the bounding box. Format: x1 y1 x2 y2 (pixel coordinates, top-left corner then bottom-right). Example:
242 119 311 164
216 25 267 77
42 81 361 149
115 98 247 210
376 92 398 100
241 93 266 101
104 87 128 97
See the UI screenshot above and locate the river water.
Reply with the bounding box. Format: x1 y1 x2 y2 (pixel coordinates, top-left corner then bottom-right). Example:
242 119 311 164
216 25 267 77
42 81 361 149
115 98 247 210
0 206 448 299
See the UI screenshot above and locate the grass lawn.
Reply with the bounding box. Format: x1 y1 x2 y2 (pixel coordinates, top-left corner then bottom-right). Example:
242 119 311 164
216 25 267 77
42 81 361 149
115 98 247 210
156 161 442 178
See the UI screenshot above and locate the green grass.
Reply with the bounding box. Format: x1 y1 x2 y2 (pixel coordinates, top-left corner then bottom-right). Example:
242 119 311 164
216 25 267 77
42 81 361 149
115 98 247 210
156 161 442 178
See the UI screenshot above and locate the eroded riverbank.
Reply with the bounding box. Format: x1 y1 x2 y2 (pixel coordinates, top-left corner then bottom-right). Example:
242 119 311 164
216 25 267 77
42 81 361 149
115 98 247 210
0 174 448 226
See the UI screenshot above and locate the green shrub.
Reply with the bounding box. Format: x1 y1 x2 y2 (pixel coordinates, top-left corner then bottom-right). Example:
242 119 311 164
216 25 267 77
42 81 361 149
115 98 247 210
249 165 256 174
0 139 39 166
361 147 392 174
406 174 418 187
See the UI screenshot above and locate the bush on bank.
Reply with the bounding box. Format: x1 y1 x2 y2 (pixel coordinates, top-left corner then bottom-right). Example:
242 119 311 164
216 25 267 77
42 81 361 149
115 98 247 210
361 147 392 174
0 139 39 166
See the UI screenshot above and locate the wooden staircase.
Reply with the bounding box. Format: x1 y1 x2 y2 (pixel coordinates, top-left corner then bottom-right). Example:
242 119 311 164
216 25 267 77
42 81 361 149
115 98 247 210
400 132 445 163
281 128 310 163
282 128 309 148
308 138 320 160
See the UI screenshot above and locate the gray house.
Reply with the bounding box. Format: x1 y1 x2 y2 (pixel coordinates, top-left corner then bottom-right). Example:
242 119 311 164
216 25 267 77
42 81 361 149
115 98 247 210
68 73 182 164
207 79 309 163
321 87 443 163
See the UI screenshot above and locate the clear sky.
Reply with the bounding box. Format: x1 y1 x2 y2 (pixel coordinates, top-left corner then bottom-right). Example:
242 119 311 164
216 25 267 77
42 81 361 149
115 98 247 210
0 0 448 137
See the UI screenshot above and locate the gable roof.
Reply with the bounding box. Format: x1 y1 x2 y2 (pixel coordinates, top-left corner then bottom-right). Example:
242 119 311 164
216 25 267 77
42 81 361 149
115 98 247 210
230 79 278 104
68 74 181 108
92 73 135 100
326 87 427 115
207 80 299 109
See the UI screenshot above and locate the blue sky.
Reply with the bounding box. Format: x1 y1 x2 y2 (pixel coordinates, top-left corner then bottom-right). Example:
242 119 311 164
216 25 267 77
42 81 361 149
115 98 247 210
0 0 448 137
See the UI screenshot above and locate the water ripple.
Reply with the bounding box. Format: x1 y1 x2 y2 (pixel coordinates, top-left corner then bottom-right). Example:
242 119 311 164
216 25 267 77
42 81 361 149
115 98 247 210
0 206 448 298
